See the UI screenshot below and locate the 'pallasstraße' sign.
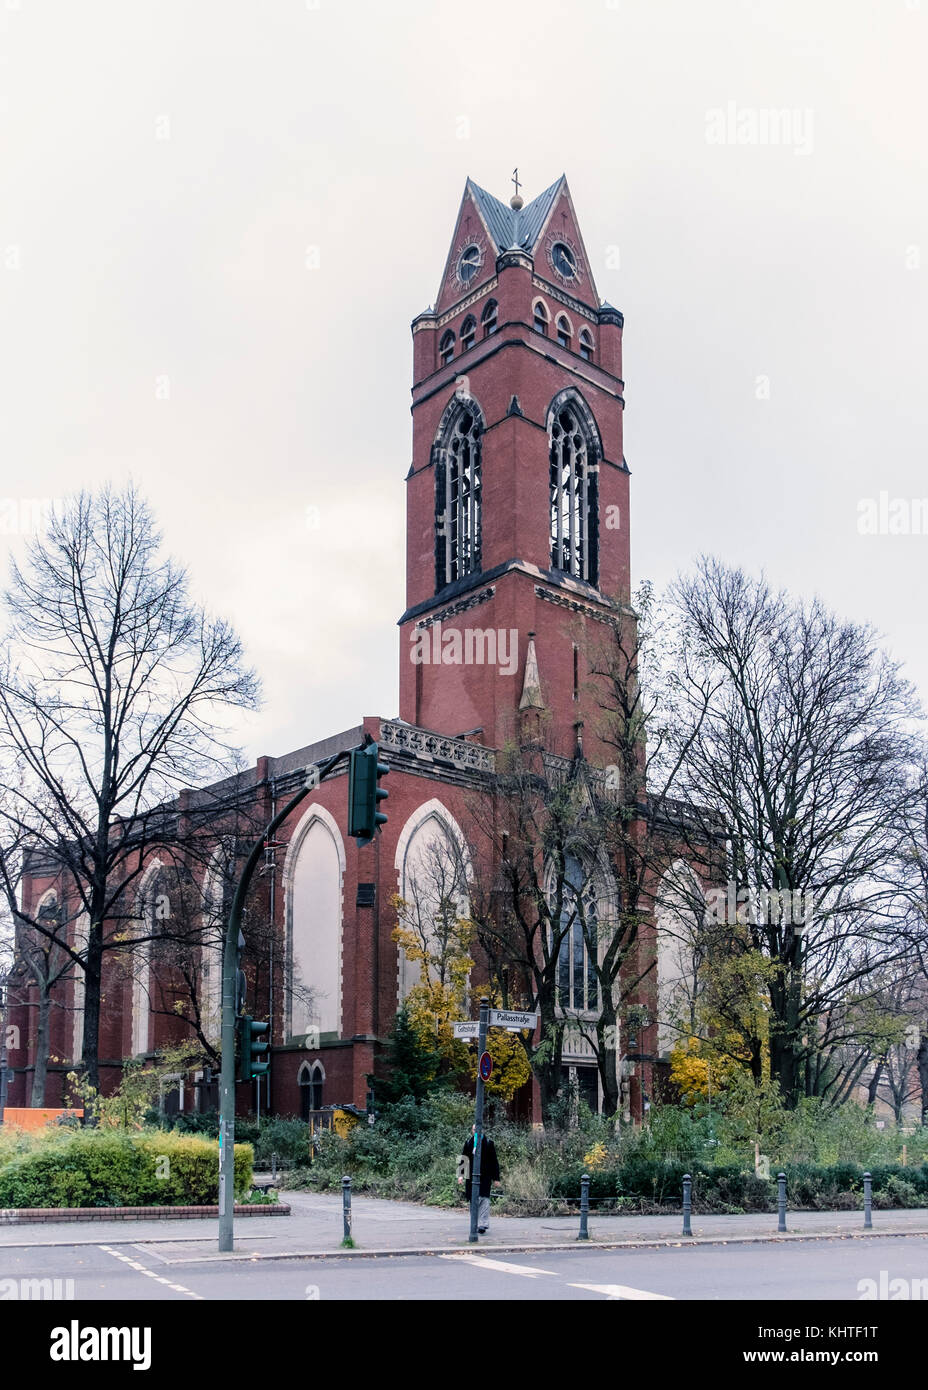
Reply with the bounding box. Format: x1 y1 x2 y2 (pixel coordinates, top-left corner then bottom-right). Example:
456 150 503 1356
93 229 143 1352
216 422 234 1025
488 1009 538 1031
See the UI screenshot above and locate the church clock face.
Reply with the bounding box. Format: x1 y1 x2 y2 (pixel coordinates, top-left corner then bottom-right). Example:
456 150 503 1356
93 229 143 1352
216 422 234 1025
455 240 484 287
547 236 582 286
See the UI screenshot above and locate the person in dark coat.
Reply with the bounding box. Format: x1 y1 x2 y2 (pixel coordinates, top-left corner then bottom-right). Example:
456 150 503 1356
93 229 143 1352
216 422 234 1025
459 1124 501 1233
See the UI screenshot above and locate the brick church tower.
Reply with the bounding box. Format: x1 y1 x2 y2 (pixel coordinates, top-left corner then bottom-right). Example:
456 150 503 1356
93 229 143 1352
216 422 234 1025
398 175 630 760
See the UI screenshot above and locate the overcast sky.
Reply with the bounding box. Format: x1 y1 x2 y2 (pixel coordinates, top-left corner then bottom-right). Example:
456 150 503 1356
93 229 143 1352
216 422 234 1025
1 0 925 765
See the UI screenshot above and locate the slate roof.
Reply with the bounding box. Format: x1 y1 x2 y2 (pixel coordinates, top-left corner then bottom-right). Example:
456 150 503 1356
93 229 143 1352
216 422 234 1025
466 175 564 253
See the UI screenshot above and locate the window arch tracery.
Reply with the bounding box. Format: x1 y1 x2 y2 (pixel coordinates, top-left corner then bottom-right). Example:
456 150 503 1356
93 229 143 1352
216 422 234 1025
548 391 600 584
434 397 483 589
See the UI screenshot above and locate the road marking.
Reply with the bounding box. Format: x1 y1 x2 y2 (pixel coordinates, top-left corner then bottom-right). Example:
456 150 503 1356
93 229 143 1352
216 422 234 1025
569 1282 673 1300
134 1243 170 1265
441 1253 557 1278
98 1244 204 1299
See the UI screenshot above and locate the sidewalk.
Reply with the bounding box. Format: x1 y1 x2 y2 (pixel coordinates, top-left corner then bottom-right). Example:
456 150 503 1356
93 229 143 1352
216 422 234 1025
1 1190 927 1262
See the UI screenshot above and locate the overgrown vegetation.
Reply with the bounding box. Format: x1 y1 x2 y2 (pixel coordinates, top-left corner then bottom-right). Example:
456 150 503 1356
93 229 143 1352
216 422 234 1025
278 1091 928 1216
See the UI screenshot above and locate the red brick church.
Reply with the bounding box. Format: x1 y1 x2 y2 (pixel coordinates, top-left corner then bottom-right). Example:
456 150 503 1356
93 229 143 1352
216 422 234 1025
9 175 686 1123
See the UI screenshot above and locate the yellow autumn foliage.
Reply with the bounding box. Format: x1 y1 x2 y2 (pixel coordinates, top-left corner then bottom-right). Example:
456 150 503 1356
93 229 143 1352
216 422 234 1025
392 894 531 1102
583 1141 609 1169
669 1036 742 1106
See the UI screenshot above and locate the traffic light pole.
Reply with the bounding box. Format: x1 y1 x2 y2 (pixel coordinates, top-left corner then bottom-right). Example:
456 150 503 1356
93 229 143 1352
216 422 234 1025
218 746 352 1253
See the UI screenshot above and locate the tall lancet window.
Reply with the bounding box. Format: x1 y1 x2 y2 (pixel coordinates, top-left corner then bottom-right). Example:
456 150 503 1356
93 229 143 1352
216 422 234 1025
548 394 599 585
435 400 482 589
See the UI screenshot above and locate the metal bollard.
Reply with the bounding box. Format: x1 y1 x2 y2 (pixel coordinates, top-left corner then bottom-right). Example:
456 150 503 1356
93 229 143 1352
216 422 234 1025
682 1173 692 1237
777 1172 787 1233
578 1173 590 1241
271 1151 278 1184
863 1171 872 1230
342 1175 352 1242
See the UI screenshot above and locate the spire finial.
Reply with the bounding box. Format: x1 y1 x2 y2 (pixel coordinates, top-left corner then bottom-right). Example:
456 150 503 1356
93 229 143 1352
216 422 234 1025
510 167 524 211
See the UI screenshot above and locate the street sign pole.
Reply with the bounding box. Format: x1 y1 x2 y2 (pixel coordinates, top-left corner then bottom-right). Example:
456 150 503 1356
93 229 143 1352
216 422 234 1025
468 996 489 1244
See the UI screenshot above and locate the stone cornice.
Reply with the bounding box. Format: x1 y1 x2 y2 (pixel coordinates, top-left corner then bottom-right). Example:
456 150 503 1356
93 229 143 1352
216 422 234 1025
534 584 622 625
413 586 496 629
434 278 499 329
531 275 598 323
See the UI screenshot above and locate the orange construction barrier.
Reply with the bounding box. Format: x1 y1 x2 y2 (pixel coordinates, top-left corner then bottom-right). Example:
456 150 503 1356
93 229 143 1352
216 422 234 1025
2 1107 83 1131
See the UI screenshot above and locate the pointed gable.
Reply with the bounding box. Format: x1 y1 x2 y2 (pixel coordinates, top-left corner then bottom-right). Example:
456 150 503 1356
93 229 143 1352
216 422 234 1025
434 182 501 316
532 179 600 312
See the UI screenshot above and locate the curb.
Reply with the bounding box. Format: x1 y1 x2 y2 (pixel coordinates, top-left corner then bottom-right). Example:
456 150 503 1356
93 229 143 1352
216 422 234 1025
0 1203 290 1226
4 1225 926 1259
142 1227 928 1263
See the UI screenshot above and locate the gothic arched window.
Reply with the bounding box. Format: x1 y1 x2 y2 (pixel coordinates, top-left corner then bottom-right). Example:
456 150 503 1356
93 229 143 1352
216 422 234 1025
481 299 498 337
548 854 600 1014
579 329 594 362
533 300 550 336
299 1061 325 1118
435 401 482 589
439 330 455 366
548 394 599 584
460 316 476 351
556 315 572 349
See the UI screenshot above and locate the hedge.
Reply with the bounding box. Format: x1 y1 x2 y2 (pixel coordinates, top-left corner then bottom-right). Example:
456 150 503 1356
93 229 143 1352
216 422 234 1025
0 1131 253 1209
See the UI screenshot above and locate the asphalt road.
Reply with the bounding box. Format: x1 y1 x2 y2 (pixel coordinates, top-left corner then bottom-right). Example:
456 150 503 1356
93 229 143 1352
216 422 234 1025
2 1235 927 1301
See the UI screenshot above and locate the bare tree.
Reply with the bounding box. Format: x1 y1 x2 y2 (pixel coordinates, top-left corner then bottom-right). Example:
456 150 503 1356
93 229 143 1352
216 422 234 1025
0 484 259 1099
465 737 617 1123
660 558 922 1106
893 758 928 1121
585 582 725 1113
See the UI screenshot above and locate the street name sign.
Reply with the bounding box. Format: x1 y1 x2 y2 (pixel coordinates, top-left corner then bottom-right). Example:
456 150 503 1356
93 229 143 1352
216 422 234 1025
452 1021 480 1040
488 1009 538 1031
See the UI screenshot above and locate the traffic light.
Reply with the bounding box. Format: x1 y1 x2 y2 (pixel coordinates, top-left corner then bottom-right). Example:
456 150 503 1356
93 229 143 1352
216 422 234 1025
237 1015 270 1082
347 740 389 846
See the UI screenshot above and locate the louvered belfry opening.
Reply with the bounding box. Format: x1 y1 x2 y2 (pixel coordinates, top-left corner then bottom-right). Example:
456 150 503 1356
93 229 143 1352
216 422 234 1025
435 405 482 589
549 404 598 584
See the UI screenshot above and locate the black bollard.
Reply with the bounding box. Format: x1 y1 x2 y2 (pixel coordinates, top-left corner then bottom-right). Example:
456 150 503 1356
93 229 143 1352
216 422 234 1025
342 1174 352 1242
863 1171 872 1230
682 1173 692 1237
578 1173 590 1241
777 1172 787 1233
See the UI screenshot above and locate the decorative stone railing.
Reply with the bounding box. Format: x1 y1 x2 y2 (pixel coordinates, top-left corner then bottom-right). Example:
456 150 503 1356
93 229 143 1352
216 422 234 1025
379 720 496 773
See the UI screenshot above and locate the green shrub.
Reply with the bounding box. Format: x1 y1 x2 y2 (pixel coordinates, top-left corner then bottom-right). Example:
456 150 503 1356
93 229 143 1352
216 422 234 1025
0 1129 252 1208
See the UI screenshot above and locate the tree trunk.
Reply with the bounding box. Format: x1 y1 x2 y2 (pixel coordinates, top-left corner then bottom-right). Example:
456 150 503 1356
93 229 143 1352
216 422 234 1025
917 1032 928 1128
80 915 105 1112
597 1006 619 1117
867 1061 884 1107
536 1010 564 1126
30 989 51 1107
768 951 803 1105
